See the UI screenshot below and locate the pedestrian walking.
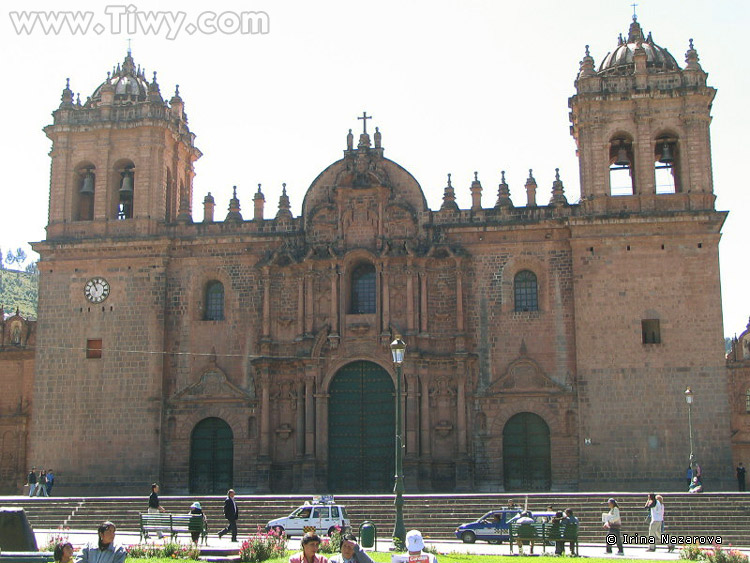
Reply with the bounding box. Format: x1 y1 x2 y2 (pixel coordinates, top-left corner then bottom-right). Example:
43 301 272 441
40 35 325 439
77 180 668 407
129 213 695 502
602 497 623 555
46 469 55 496
217 489 239 542
27 467 37 497
148 483 166 538
35 469 49 496
644 493 663 551
737 462 746 491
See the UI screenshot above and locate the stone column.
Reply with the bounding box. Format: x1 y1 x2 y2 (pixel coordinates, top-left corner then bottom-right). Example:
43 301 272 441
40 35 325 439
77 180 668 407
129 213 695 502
260 375 271 457
296 380 305 457
305 376 315 457
339 266 346 338
376 263 382 335
456 269 464 332
457 376 467 454
420 375 431 457
305 267 314 335
635 104 654 195
262 268 271 339
297 274 305 338
406 263 415 333
405 374 419 455
330 266 339 335
381 265 390 334
420 270 428 333
315 391 329 479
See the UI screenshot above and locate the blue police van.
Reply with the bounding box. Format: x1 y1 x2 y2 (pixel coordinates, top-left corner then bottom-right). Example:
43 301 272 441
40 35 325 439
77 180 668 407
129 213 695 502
455 509 555 543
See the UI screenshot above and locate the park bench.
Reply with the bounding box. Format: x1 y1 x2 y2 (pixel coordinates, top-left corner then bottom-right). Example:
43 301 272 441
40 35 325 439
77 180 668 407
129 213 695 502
508 522 546 554
0 553 54 563
546 522 579 556
171 514 208 545
139 513 207 544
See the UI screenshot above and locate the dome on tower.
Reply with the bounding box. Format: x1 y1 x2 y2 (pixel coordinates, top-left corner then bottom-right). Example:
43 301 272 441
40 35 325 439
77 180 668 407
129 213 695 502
88 50 151 105
598 17 679 75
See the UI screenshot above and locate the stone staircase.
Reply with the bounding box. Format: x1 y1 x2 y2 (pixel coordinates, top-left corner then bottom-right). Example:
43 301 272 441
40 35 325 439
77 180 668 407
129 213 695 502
2 493 749 545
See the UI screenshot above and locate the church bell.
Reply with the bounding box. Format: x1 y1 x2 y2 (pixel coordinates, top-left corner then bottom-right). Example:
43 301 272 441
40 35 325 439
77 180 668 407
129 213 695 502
659 142 674 164
80 171 95 195
119 170 134 196
614 143 631 167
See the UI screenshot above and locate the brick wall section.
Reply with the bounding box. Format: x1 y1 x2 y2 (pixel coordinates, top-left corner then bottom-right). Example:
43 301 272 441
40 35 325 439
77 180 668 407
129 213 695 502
0 344 34 493
570 218 732 489
27 251 168 493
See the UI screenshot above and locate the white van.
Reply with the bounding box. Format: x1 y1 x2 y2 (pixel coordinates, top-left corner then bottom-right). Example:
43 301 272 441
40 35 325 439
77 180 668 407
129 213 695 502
266 496 351 537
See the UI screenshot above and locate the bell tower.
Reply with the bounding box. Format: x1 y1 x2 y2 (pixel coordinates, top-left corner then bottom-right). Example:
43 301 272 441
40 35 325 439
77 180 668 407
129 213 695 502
569 16 716 212
44 50 201 238
28 51 202 494
567 16 731 489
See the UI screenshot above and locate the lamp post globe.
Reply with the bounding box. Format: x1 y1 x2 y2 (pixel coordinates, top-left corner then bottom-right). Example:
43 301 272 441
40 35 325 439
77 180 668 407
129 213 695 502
390 335 407 546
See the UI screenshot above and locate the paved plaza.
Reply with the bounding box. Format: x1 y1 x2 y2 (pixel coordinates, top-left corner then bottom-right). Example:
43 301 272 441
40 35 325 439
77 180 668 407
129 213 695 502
26 527 748 561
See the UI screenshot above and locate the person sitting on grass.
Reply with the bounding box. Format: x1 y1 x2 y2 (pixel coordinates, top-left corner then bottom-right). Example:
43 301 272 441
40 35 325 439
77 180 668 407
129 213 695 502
75 521 126 563
289 532 328 563
54 542 74 563
405 530 437 563
328 533 374 563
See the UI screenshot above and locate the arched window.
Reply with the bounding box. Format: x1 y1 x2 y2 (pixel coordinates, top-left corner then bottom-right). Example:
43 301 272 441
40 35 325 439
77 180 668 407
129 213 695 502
75 165 95 221
204 281 225 321
514 270 538 312
350 263 376 314
609 137 635 195
654 136 680 194
117 163 135 220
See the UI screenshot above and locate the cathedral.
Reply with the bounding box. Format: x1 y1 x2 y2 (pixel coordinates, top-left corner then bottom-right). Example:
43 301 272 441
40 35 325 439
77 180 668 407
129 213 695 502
5 16 738 494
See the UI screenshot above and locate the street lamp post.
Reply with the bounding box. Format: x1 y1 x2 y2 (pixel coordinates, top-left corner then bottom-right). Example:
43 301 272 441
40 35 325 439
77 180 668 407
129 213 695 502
685 387 695 472
390 335 407 546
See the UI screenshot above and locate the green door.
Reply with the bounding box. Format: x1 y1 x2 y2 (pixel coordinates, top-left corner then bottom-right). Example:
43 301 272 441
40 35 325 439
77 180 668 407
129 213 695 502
189 417 233 494
328 361 395 492
502 412 551 491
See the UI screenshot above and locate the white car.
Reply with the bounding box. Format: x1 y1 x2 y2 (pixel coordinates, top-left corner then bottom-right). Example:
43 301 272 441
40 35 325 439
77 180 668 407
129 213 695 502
266 498 351 537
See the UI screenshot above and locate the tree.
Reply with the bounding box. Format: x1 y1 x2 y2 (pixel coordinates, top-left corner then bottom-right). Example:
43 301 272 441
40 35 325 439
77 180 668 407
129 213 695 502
25 261 38 275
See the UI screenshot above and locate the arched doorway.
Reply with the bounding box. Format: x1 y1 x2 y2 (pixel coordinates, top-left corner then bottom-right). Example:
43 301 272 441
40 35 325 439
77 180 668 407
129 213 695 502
189 417 233 494
328 361 394 492
502 412 551 491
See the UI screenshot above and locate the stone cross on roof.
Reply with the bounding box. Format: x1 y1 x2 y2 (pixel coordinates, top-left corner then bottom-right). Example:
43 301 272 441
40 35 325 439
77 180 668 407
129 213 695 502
357 111 372 134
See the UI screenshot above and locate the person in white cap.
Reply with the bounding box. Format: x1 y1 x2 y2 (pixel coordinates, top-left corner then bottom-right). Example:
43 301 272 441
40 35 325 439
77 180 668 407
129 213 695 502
405 530 437 563
188 501 206 544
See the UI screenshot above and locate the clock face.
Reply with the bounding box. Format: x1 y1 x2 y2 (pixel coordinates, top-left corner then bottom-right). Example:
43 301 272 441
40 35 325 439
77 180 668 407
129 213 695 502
84 277 110 303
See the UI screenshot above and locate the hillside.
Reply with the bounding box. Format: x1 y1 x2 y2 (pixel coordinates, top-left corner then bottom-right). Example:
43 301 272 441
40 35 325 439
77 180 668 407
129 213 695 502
0 268 38 318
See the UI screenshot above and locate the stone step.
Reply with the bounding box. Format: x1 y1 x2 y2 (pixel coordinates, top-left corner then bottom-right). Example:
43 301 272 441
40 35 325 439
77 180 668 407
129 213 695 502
4 493 750 545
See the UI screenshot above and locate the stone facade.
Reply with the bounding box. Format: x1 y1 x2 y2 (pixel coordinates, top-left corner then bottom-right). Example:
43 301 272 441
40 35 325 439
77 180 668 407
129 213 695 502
728 321 750 469
0 309 35 493
18 17 738 494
